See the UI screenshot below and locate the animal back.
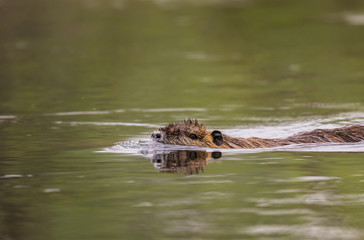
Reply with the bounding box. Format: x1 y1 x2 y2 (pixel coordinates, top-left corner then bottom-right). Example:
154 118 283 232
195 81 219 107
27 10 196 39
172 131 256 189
285 125 364 144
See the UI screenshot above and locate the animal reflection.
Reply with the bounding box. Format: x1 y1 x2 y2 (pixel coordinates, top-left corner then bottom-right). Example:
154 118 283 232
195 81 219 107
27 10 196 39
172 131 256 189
147 150 222 174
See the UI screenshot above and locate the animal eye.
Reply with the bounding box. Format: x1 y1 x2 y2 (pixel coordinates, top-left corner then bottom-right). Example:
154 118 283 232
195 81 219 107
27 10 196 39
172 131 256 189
189 134 198 140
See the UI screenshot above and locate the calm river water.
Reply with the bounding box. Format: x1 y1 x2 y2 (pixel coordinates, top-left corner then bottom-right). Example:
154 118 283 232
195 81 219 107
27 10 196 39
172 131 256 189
1 0 364 239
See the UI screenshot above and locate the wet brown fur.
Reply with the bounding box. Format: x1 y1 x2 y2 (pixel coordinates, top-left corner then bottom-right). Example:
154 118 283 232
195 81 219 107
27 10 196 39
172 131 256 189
157 119 364 149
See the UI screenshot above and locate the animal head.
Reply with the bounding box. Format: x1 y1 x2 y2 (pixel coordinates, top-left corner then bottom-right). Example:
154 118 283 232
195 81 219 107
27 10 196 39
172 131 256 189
151 119 225 148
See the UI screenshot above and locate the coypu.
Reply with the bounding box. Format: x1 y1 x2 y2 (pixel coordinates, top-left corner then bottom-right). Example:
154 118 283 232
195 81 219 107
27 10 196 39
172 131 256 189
151 119 364 149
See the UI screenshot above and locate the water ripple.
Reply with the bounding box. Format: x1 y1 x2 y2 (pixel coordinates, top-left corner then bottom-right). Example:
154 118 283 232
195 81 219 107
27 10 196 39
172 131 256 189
242 225 362 239
0 174 33 179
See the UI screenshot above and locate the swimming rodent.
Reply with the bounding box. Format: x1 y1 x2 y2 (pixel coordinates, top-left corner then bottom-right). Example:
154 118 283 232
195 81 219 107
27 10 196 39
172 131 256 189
151 119 364 149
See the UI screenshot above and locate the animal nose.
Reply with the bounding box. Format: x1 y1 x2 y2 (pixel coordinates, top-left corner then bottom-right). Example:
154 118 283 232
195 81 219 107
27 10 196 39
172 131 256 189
151 132 162 140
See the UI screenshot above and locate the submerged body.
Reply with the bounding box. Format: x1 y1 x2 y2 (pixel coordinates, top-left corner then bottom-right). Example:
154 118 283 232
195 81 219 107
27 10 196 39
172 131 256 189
151 119 364 149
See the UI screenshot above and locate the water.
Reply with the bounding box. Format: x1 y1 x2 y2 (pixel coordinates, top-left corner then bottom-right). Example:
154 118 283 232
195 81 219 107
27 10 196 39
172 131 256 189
1 0 364 239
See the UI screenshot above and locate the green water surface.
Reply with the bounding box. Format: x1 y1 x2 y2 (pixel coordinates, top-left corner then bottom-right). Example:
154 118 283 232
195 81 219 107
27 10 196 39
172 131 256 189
1 0 364 239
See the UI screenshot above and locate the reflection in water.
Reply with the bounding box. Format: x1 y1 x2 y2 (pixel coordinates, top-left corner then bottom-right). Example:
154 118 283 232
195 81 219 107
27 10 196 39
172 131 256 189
143 150 222 174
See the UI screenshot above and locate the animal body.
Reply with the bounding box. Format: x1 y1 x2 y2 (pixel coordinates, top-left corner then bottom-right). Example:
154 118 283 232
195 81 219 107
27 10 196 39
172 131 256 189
151 119 364 149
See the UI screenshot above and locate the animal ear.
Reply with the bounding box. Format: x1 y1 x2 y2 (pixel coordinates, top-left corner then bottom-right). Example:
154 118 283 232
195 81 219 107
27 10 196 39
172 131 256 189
211 130 223 146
